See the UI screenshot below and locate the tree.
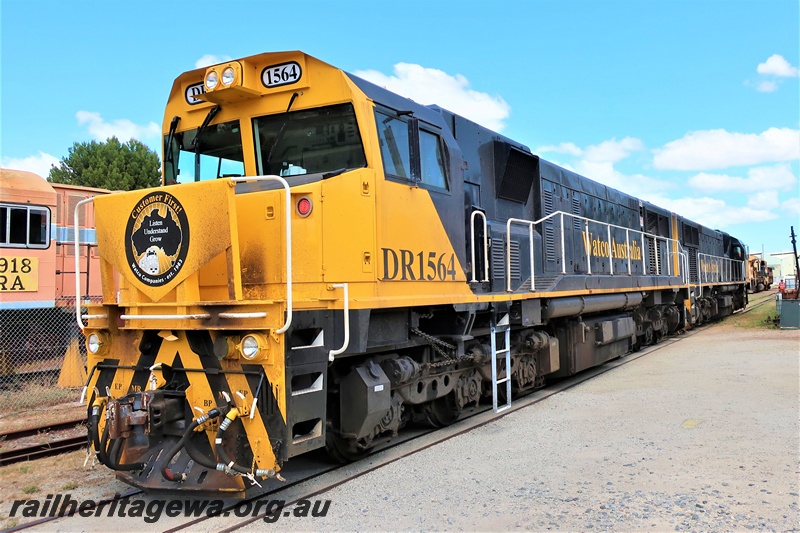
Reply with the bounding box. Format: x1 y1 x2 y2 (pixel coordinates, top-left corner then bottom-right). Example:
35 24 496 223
48 137 161 191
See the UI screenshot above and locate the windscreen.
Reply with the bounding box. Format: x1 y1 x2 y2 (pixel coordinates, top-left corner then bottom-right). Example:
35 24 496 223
164 119 245 184
253 103 366 177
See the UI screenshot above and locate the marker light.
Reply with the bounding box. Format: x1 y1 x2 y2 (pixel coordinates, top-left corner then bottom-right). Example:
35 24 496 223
205 70 219 90
221 67 236 86
296 196 313 218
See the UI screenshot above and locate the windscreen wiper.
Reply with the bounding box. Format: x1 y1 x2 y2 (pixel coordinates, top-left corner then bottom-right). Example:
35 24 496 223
164 116 181 164
265 93 301 172
192 105 221 180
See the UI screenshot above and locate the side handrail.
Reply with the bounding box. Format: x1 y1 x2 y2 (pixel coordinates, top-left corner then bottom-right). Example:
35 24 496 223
231 175 293 334
469 210 489 282
74 197 96 332
504 210 689 292
697 252 745 295
328 283 350 362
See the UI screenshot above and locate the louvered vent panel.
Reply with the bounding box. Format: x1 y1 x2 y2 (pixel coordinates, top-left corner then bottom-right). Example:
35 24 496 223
491 238 520 284
572 197 582 229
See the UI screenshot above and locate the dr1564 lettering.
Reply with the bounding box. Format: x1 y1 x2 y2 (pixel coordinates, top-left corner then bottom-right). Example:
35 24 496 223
381 248 457 281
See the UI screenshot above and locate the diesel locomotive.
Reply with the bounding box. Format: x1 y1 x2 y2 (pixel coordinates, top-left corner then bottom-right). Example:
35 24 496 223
78 51 748 495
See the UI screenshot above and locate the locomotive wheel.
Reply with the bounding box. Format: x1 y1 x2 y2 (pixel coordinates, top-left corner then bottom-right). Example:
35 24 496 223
424 392 461 427
325 424 373 463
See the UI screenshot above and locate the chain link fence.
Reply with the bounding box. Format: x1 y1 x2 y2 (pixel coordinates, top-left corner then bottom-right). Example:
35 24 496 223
0 297 100 411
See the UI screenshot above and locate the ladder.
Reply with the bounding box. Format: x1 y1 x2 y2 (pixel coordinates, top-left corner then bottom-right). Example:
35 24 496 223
490 313 512 413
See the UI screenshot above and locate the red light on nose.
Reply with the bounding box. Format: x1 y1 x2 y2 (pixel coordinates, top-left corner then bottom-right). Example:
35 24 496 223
296 196 312 217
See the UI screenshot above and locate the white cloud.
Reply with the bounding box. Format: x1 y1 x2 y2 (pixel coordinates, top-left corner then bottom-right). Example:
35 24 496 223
76 111 160 144
535 142 583 157
537 137 667 200
747 190 779 209
574 160 673 201
655 196 778 229
354 63 510 132
688 164 797 193
756 80 778 93
1 152 61 178
653 127 800 171
583 137 644 163
757 54 800 77
782 197 800 217
195 54 232 69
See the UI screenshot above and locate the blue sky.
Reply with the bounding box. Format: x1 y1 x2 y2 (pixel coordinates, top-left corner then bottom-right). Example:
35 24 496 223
2 0 798 256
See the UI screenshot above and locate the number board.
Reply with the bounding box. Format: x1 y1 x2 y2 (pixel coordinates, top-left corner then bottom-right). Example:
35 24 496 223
0 257 38 292
261 61 302 89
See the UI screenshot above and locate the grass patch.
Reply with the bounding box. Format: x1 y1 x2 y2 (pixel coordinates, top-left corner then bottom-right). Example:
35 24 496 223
22 485 39 494
0 378 77 411
730 300 780 329
61 482 79 490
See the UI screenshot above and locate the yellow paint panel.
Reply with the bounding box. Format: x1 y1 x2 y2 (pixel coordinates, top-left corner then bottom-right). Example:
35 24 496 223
322 170 376 283
93 179 239 303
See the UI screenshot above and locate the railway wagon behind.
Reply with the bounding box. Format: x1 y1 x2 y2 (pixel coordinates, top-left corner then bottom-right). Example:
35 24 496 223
0 168 107 375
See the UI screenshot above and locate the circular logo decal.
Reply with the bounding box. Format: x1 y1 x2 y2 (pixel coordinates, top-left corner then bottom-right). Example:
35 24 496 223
125 192 189 287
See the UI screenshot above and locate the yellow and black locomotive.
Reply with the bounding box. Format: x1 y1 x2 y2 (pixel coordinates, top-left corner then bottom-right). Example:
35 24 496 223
80 51 748 494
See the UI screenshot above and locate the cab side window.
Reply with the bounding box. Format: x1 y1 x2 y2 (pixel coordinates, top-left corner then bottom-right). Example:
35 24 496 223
376 114 411 179
419 129 447 189
375 109 448 191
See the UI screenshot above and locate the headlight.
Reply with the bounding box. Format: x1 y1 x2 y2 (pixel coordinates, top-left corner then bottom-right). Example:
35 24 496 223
221 67 236 86
87 332 108 354
205 70 219 90
241 335 261 360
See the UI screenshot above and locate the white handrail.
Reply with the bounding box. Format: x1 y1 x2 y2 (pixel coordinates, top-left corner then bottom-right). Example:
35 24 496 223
74 197 95 332
328 283 350 361
504 210 691 292
120 313 210 320
231 175 293 334
469 210 489 282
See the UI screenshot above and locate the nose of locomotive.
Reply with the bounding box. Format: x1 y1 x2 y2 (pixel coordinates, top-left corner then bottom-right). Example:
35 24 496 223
92 179 240 303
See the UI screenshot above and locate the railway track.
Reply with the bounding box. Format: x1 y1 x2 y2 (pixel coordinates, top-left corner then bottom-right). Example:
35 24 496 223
3 294 779 531
0 418 87 467
4 328 692 532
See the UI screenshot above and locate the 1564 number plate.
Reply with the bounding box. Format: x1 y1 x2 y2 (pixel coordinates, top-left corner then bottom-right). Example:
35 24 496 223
261 62 302 88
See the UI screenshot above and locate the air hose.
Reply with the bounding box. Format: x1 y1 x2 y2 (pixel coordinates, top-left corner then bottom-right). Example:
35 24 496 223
213 408 276 478
161 408 221 482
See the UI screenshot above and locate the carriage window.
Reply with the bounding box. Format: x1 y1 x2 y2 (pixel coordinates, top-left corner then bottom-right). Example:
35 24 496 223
0 204 50 248
375 110 448 190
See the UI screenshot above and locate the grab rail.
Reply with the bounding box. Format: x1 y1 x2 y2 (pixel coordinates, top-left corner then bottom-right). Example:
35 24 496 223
469 210 489 282
74 197 96 332
504 210 687 292
328 283 350 361
697 252 746 295
232 175 293 334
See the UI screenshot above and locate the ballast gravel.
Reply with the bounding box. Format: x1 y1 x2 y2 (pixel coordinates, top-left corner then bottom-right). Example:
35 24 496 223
252 323 799 532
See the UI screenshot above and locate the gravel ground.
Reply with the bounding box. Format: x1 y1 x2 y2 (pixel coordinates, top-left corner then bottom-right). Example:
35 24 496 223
240 322 799 532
